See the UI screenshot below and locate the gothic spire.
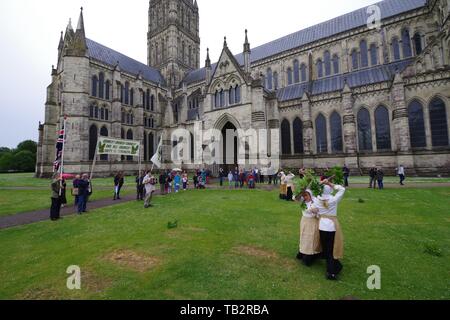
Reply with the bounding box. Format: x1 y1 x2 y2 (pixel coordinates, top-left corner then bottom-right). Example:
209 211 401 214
244 29 251 53
223 36 228 48
58 31 64 51
76 7 85 34
205 48 211 68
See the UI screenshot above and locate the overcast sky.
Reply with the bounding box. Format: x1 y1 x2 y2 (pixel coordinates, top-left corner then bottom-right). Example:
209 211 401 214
0 0 377 148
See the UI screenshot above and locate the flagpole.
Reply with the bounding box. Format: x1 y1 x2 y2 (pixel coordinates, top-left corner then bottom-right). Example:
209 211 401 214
59 116 67 196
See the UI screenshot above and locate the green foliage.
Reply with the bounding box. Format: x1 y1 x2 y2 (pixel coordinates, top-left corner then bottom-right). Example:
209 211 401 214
294 169 324 197
167 220 179 229
16 140 37 154
12 151 36 172
325 166 344 185
424 242 443 257
0 140 37 172
358 198 365 203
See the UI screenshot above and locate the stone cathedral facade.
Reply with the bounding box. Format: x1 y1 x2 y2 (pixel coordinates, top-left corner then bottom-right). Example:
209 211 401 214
36 0 450 178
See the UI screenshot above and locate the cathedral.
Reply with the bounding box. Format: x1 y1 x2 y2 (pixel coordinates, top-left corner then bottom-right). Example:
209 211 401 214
36 0 450 178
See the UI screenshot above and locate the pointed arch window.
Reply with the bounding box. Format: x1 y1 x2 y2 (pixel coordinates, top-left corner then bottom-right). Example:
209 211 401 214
94 106 99 119
429 97 449 147
351 49 359 70
273 72 279 90
324 51 331 76
89 105 94 118
300 64 307 82
408 100 426 148
130 88 134 106
219 89 225 107
332 55 339 75
357 108 372 151
146 89 151 110
100 107 105 120
316 59 323 78
375 106 392 150
330 112 343 152
151 94 155 111
287 68 293 85
370 44 378 66
89 125 98 161
126 129 134 161
229 86 235 105
360 40 368 68
281 119 291 155
392 38 401 61
293 118 304 154
234 86 241 104
124 82 130 105
215 91 220 108
293 60 300 83
316 114 328 154
266 68 273 90
105 81 110 100
91 76 98 97
413 33 423 55
98 73 105 99
402 28 412 58
100 126 108 161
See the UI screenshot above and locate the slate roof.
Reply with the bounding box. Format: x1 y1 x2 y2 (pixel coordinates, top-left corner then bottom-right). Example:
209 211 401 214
183 0 426 85
276 58 414 102
86 38 165 85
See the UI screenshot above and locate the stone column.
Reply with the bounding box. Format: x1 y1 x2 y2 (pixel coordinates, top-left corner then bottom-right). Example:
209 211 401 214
391 72 415 171
342 82 357 154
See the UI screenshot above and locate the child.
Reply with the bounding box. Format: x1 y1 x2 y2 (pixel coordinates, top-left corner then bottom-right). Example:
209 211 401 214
182 174 188 191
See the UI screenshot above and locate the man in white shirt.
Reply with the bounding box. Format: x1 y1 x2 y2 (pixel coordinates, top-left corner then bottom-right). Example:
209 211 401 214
143 171 157 208
397 165 406 186
316 180 346 280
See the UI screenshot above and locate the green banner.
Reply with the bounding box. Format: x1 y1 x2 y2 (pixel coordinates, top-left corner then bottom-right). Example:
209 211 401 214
97 137 140 156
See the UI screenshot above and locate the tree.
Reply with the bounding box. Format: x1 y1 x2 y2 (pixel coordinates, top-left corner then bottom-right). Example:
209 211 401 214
16 140 37 154
12 151 36 172
0 153 14 172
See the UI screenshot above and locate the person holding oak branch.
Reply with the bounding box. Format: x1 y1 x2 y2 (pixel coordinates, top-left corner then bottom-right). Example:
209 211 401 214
316 179 346 281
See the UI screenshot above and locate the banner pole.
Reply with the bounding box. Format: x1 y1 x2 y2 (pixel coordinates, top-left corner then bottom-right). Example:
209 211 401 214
138 142 142 177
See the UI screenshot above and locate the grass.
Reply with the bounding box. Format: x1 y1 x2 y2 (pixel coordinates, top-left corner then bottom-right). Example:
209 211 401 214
0 187 449 300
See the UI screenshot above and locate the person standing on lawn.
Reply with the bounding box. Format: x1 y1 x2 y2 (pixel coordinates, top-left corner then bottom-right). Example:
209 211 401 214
228 171 234 189
343 164 350 187
376 167 384 190
316 180 346 281
159 171 166 195
60 177 68 208
143 171 157 208
50 172 63 221
182 172 189 191
113 172 124 200
296 189 322 266
219 168 225 187
397 165 406 186
77 174 90 214
174 172 181 193
369 167 377 189
136 172 145 201
285 171 296 201
72 174 81 207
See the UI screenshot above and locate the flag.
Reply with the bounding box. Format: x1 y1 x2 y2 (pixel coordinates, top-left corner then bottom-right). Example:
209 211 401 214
151 137 163 168
53 129 65 172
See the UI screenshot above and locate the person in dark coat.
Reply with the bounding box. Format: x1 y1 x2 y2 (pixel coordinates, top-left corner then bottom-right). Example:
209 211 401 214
72 175 81 207
369 167 377 189
159 171 166 195
77 174 90 214
136 173 145 201
343 165 350 187
114 172 124 200
50 173 62 221
60 178 67 208
376 168 384 190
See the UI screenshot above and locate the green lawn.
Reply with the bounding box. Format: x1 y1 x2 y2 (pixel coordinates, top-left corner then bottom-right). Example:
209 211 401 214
0 187 449 300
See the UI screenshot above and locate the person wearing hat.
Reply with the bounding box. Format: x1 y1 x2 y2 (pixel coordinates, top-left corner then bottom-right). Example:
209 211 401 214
316 179 346 280
295 189 322 266
285 172 296 202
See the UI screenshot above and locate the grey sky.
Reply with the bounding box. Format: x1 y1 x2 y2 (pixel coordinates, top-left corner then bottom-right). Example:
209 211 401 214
0 0 376 148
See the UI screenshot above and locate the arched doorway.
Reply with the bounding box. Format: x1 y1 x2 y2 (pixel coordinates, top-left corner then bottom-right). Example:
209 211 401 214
222 121 238 172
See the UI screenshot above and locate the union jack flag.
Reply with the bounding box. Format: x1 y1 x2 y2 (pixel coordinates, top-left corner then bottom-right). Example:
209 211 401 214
53 129 65 172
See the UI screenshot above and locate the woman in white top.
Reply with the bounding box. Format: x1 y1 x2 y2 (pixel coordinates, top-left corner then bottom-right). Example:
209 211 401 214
315 179 346 280
296 189 322 266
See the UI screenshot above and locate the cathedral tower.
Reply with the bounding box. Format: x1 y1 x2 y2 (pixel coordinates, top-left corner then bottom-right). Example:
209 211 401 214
148 0 200 88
